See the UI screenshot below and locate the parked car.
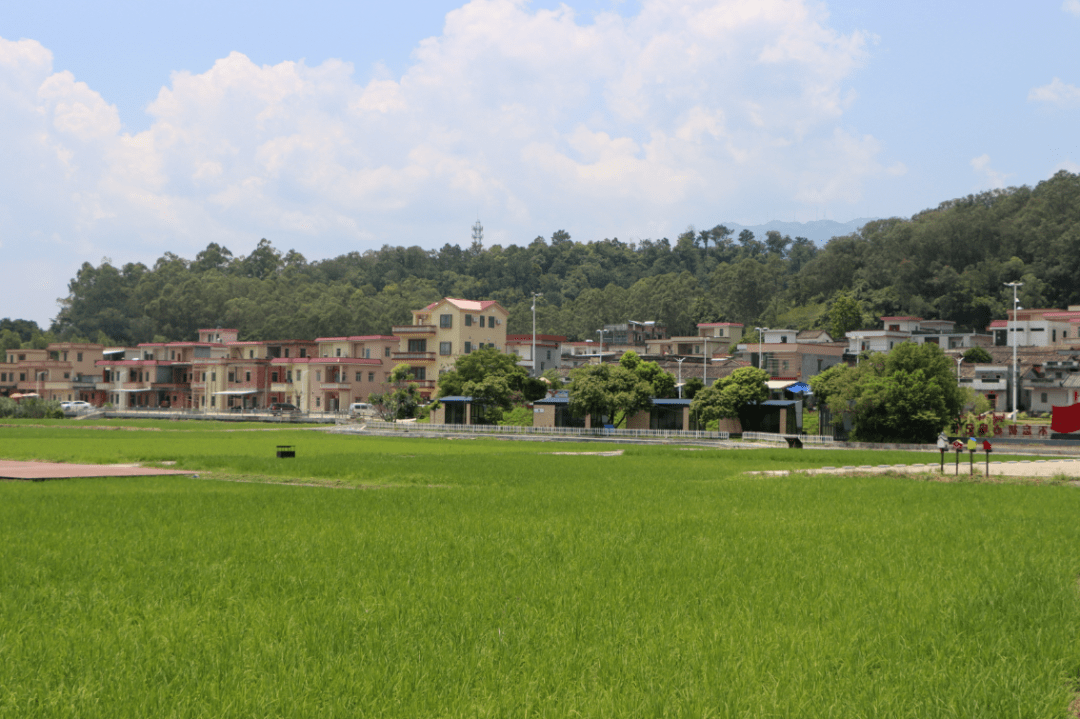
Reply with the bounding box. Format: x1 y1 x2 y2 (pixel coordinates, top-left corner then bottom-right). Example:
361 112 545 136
270 402 298 415
61 400 93 412
349 402 373 417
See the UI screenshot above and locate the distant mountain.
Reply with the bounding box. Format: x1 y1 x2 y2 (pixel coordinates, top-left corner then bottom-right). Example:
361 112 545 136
723 218 879 246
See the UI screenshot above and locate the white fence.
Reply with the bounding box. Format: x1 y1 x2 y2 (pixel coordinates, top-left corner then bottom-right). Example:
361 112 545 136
741 431 834 445
366 421 730 441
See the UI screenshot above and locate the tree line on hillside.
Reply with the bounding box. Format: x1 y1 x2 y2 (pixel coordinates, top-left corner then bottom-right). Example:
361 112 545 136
19 170 1079 348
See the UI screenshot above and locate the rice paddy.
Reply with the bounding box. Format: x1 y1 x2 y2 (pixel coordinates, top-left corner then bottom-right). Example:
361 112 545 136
2 421 1079 717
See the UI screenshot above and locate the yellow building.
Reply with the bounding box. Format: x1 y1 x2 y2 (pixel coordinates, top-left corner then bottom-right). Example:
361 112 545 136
392 298 509 396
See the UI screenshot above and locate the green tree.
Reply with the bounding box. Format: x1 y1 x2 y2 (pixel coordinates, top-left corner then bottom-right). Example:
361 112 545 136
370 364 422 421
962 346 992 363
690 367 769 425
811 343 963 443
567 360 654 428
828 291 863 340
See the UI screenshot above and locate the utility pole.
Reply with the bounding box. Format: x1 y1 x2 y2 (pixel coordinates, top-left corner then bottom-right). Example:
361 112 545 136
676 357 685 398
531 292 542 377
1004 281 1023 415
755 327 769 377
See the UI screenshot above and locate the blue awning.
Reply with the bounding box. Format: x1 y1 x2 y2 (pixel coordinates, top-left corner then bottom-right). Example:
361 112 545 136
786 382 812 394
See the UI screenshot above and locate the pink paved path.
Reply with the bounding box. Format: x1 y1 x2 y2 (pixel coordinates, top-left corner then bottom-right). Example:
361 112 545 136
0 460 196 480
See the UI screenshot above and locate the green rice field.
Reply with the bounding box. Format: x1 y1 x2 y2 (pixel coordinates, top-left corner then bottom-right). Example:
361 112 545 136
2 421 1080 717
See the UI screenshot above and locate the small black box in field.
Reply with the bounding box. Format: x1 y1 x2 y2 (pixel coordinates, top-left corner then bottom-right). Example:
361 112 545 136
276 446 295 458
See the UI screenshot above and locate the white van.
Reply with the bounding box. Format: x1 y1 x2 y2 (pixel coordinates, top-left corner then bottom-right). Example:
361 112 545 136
349 402 373 417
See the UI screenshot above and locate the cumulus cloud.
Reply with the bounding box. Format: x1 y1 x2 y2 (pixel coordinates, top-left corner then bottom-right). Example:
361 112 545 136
971 154 1007 189
0 0 890 322
1029 77 1080 106
1064 0 1080 16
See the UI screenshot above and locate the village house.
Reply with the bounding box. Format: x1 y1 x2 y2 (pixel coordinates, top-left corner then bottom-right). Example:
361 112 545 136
391 298 509 397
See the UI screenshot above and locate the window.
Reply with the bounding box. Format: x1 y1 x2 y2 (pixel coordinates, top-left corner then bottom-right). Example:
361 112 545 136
490 316 496 327
368 372 375 382
440 342 452 355
480 316 486 328
336 348 341 357
77 352 83 362
465 314 473 326
299 348 307 358
1041 392 1048 404
210 396 216 407
228 372 235 383
464 342 473 353
780 336 788 343
718 328 725 337
316 397 321 407
201 372 206 381
384 347 391 357
64 372 70 379
414 367 426 381
249 350 255 359
408 339 427 352
272 371 279 382
440 314 453 328
245 371 251 382
284 348 290 358
364 349 371 359
546 350 551 360
817 359 823 372
211 372 216 382
286 371 292 381
316 371 322 381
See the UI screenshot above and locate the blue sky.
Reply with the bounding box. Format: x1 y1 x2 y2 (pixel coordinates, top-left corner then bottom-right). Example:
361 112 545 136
2 0 1078 327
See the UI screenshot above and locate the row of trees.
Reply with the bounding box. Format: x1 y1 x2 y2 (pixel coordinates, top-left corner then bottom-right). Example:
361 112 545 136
410 343 961 443
37 168 1079 347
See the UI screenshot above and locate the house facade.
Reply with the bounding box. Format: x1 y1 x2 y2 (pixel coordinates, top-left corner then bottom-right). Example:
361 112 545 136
392 298 509 396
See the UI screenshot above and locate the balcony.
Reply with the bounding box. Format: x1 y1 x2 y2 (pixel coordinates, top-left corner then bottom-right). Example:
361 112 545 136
392 324 437 336
320 382 351 390
391 351 437 362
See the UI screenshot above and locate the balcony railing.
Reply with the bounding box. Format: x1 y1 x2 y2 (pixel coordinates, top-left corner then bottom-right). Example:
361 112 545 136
392 325 437 335
391 351 437 362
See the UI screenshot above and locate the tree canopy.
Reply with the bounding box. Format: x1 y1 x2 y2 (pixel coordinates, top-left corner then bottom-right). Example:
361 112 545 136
566 351 677 427
810 343 964 443
436 347 546 419
690 367 769 425
34 170 1080 347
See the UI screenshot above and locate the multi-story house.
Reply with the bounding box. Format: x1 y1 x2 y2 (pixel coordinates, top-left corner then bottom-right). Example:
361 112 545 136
733 330 845 381
3 343 106 403
391 298 509 397
645 322 744 357
505 334 566 375
846 317 992 356
987 306 1080 347
268 335 396 412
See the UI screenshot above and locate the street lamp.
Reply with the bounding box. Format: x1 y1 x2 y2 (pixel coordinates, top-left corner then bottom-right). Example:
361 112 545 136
1004 281 1023 415
595 329 607 364
38 370 46 400
676 357 686 398
531 292 542 377
754 327 769 377
955 355 963 381
703 336 709 385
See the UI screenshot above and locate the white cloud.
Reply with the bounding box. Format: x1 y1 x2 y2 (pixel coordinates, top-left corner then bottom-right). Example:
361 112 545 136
0 0 894 324
1054 159 1080 174
1064 0 1080 16
971 154 1007 189
1029 77 1080 106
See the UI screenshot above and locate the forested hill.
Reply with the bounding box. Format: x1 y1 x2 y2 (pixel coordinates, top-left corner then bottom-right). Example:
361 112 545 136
46 170 1080 346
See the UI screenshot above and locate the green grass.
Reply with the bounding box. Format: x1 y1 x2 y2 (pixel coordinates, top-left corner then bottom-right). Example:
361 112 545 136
2 424 1079 717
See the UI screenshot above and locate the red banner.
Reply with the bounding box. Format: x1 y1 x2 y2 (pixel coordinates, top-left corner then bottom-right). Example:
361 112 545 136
1051 404 1080 434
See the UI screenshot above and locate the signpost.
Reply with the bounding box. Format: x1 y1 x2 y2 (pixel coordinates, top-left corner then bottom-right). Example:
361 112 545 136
966 437 977 475
952 440 964 476
982 439 992 477
937 433 948 473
